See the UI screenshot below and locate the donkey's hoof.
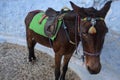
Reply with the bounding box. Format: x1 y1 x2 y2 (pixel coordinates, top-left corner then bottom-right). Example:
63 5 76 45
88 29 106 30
28 59 37 65
60 75 65 80
29 58 32 62
60 78 65 80
31 60 36 64
29 57 36 62
33 57 36 61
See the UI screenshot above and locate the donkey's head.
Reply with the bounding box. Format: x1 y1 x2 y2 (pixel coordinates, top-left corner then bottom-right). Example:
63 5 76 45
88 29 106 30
70 1 112 74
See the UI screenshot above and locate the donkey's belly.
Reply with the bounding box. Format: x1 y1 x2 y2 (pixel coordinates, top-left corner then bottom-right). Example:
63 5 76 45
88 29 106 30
31 30 51 47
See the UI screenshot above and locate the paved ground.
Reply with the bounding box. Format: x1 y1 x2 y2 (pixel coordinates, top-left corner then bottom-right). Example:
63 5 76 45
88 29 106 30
0 42 80 80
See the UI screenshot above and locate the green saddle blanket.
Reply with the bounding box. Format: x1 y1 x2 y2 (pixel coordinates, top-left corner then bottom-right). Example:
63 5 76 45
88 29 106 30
29 12 62 41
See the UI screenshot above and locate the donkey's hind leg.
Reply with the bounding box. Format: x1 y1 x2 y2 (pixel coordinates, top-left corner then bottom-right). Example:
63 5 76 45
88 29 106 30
28 41 36 62
27 34 36 62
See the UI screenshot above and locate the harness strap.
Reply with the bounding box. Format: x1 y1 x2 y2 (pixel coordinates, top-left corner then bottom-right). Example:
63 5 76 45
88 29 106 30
58 13 66 20
62 20 76 45
84 51 100 56
49 38 53 48
77 16 86 62
81 17 104 21
74 15 81 55
39 14 47 24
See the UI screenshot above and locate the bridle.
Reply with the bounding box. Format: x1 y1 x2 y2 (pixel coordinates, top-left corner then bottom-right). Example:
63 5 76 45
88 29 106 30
76 15 104 60
62 14 104 61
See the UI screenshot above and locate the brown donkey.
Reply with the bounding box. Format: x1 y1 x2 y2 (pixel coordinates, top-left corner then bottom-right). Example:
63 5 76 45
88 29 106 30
25 1 112 80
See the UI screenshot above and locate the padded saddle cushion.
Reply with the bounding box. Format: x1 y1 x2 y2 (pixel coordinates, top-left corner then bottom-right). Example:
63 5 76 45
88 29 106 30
29 10 62 41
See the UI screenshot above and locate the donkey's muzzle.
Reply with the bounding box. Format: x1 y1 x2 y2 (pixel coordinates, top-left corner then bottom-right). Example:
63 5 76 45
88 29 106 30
87 62 101 74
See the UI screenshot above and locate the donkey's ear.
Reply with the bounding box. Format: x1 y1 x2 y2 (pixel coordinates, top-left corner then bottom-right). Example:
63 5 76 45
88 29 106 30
70 1 80 13
99 1 112 18
70 1 85 16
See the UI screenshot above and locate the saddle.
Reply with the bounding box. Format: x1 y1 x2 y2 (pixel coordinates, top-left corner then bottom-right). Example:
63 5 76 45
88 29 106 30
44 8 59 38
39 7 70 38
29 7 70 40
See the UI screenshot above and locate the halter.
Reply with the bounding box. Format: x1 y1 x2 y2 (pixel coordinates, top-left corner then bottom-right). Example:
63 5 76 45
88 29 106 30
81 17 104 22
62 15 104 61
77 16 104 58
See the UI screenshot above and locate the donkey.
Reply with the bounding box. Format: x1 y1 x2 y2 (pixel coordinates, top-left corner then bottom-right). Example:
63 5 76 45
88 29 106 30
70 1 112 75
25 1 112 80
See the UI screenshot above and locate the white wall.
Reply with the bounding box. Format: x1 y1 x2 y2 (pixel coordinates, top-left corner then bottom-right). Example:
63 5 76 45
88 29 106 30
0 0 120 80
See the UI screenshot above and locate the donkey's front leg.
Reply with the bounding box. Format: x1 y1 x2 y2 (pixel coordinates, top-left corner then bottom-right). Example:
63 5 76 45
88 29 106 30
60 54 72 80
55 53 62 80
